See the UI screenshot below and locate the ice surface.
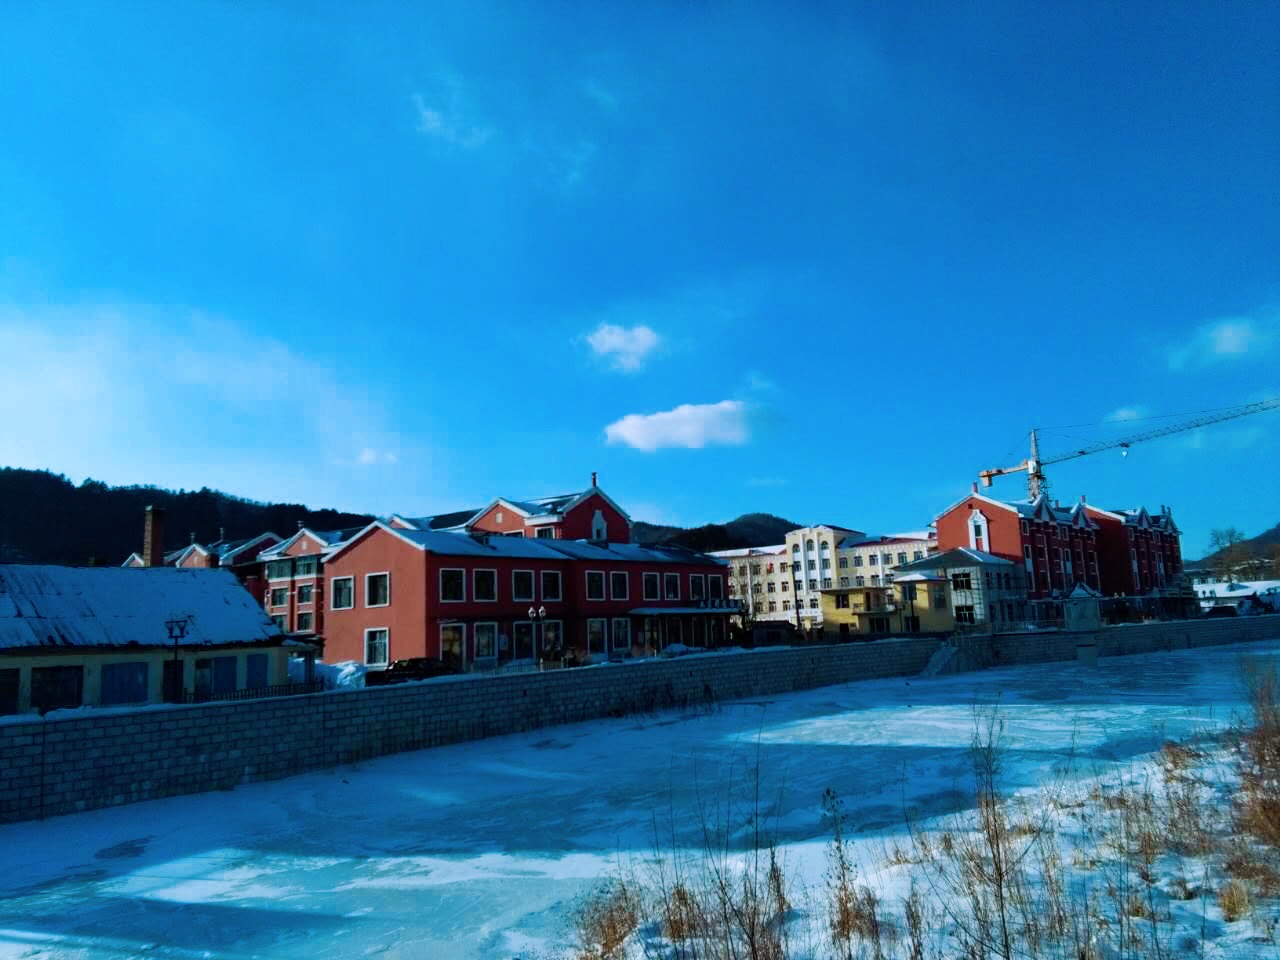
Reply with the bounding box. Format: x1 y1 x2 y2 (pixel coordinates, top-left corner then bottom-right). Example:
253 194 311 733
0 638 1275 958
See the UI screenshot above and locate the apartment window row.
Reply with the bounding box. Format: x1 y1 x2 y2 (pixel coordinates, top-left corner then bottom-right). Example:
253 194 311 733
266 556 320 581
325 572 389 610
438 568 565 604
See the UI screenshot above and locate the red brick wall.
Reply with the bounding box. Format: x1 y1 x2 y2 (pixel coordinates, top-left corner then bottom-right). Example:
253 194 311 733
935 497 1023 560
469 503 532 536
558 494 630 542
322 529 429 665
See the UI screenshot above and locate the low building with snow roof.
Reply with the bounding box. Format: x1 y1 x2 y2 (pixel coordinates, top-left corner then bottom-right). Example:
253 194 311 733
0 564 298 716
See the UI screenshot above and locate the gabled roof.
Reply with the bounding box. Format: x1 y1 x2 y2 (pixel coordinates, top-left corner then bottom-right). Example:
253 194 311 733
895 547 1016 572
257 527 362 560
388 510 481 532
121 552 144 568
209 532 282 565
326 522 722 566
0 565 283 651
473 486 634 526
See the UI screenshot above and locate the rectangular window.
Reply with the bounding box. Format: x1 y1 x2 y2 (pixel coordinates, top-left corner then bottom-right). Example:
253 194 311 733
296 584 313 604
781 580 789 592
838 557 848 568
246 653 268 689
270 587 288 607
768 600 777 611
586 570 606 601
855 576 865 587
295 557 318 578
881 554 892 566
689 574 705 601
782 600 791 611
897 552 907 565
839 577 849 587
933 588 947 609
913 550 923 561
951 572 973 591
820 558 831 570
955 605 976 625
610 571 629 600
330 576 354 610
664 572 680 600
808 579 817 591
100 661 149 705
266 559 292 580
535 527 555 539
31 670 83 716
643 572 660 600
364 628 389 666
194 656 237 697
587 619 607 655
439 623 464 666
297 612 313 632
708 576 723 600
366 572 390 607
807 559 816 570
541 570 562 601
0 668 18 715
474 569 497 602
767 581 776 592
611 618 630 650
869 555 878 566
822 578 832 589
271 614 286 629
474 622 497 659
542 620 563 653
512 570 534 602
808 598 818 609
853 555 863 567
440 568 465 602
835 593 850 609
512 621 535 659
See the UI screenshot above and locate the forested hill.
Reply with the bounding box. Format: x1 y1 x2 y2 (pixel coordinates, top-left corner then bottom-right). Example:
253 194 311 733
631 512 802 552
0 468 373 566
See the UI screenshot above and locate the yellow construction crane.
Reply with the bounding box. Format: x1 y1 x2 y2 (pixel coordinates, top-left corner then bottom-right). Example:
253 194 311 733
979 398 1280 500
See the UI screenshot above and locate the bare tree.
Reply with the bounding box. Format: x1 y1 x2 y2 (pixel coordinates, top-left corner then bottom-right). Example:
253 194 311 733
1208 527 1248 583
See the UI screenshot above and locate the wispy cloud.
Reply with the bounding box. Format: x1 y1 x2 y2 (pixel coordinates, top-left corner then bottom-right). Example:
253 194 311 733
1168 313 1276 370
585 322 661 372
584 80 619 114
1104 406 1147 423
411 90 493 149
0 304 402 498
605 400 749 452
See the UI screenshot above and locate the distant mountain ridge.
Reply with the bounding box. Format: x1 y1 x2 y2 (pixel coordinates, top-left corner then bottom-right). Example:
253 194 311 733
0 468 373 567
0 466 796 567
1194 521 1280 565
631 512 802 552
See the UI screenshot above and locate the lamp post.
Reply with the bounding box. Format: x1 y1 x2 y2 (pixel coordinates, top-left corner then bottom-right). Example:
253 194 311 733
528 605 547 669
164 615 191 703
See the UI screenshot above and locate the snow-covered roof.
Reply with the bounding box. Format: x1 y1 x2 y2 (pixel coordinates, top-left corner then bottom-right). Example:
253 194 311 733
894 547 1015 572
327 522 724 567
0 565 284 652
707 545 787 559
389 510 479 532
258 527 362 560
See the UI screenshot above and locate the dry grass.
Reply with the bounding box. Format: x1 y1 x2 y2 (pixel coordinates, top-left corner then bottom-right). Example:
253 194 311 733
1217 879 1251 922
571 878 640 960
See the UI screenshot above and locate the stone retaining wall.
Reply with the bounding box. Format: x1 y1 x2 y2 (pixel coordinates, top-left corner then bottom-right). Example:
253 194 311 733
1 615 1277 824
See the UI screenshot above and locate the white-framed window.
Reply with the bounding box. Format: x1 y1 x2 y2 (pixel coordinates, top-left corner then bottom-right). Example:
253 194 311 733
330 576 354 610
365 572 390 607
689 574 706 601
586 570 606 601
869 555 878 566
271 614 286 629
296 584 314 604
269 587 288 607
609 571 629 601
535 527 556 539
440 568 465 602
297 612 313 632
707 575 723 600
439 623 465 663
474 568 497 602
611 617 631 650
543 619 563 651
364 628 389 667
853 555 863 567
541 569 562 601
643 572 660 601
512 570 535 602
663 572 680 600
587 618 607 654
474 622 498 660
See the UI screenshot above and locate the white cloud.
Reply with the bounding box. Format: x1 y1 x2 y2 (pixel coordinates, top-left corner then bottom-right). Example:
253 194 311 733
585 323 661 372
605 400 749 452
357 448 399 466
1104 406 1146 423
0 304 402 498
1168 315 1275 370
411 92 493 149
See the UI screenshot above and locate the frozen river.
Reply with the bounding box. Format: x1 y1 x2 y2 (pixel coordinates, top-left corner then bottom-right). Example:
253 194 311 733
1 638 1273 959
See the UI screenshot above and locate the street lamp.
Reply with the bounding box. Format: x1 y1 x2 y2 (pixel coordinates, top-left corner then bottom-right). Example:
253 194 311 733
164 615 191 703
528 605 548 668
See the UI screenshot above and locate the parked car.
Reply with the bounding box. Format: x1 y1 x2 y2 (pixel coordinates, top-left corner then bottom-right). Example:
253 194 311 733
364 657 460 685
1203 605 1238 619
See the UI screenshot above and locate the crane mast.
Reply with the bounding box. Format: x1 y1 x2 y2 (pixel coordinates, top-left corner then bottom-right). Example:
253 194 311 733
979 398 1280 499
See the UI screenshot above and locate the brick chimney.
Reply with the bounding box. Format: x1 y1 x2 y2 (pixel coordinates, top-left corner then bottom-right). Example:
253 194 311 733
591 471 598 488
143 505 166 567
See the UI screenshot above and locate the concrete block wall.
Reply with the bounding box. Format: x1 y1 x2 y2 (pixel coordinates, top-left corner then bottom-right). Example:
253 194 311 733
2 616 1279 825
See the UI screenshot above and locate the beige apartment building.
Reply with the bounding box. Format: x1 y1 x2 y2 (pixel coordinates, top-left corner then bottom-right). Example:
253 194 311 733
834 533 937 592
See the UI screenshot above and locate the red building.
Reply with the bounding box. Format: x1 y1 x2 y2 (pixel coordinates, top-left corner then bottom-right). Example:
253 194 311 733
935 488 1183 599
388 478 632 542
122 508 282 602
257 526 364 636
321 522 730 670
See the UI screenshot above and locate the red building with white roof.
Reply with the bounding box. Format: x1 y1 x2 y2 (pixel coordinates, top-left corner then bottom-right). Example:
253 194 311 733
935 487 1183 599
321 522 729 670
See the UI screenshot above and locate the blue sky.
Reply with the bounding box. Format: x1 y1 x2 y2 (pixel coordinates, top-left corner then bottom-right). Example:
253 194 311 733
1 3 1276 556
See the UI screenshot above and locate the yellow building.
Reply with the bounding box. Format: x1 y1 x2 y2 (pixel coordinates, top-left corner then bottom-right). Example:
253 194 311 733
0 565 304 716
819 574 953 639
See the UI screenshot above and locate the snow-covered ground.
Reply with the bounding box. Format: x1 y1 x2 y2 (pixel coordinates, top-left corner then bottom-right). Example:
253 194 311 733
1 639 1275 959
